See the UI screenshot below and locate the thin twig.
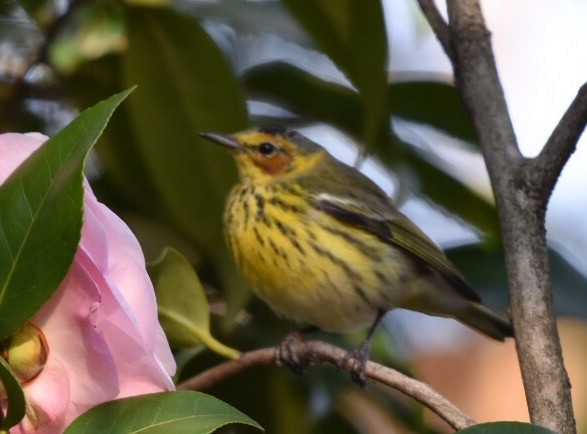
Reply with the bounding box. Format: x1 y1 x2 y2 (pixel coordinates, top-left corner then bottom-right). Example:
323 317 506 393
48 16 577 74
532 82 587 201
177 340 476 431
416 0 454 61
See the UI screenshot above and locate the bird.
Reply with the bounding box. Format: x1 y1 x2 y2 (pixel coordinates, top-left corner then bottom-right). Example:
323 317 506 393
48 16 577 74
200 126 513 382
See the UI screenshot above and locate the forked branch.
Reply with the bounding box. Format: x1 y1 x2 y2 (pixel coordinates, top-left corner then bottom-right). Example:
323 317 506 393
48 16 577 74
413 0 583 433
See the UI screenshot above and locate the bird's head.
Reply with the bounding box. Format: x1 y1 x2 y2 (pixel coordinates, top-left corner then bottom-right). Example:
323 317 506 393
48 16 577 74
200 126 327 185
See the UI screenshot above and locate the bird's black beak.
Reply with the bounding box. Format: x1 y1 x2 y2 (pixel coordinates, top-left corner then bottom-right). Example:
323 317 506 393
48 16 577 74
199 132 241 152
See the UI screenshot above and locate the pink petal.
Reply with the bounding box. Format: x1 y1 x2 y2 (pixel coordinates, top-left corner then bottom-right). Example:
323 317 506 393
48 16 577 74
1 133 176 433
9 360 70 434
0 133 47 183
82 188 176 380
78 247 175 393
32 255 119 406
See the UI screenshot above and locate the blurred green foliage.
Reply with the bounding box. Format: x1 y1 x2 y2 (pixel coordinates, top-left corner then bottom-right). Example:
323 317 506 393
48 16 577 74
1 1 584 433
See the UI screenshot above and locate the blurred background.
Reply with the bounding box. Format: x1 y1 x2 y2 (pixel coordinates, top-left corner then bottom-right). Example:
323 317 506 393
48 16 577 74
1 0 586 432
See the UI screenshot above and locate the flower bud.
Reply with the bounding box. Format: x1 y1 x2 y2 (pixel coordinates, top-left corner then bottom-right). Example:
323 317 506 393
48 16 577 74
1 323 49 384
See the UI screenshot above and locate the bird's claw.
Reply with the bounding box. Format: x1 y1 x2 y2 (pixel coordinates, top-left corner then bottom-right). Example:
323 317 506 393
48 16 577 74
338 342 371 387
275 332 310 374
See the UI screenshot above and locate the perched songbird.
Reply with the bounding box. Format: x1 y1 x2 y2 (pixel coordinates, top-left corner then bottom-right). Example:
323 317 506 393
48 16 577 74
200 126 512 380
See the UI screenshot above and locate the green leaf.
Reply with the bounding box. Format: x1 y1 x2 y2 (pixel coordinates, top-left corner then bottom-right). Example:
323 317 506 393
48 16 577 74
122 6 247 255
390 81 477 143
122 6 249 321
63 391 263 434
63 53 161 214
457 421 557 434
0 88 133 340
148 247 239 359
0 357 26 430
244 61 363 137
282 0 388 145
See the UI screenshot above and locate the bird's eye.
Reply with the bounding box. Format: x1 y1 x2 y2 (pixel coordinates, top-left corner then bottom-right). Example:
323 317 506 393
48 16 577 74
258 142 277 156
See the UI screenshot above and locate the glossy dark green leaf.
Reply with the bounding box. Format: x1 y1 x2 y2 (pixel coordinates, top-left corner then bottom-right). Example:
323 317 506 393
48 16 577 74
0 88 132 340
0 356 26 430
282 0 388 145
244 61 363 136
63 391 263 434
148 247 239 359
122 5 249 319
390 81 477 143
457 421 557 433
122 6 247 254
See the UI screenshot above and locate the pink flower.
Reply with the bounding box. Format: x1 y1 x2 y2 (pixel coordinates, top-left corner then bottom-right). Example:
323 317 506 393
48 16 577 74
0 133 176 433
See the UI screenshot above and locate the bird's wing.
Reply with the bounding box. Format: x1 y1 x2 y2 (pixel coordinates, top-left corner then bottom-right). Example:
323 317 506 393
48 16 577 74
315 193 481 303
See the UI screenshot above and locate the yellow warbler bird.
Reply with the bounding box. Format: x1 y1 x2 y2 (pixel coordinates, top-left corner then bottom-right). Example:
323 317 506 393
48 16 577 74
201 126 512 378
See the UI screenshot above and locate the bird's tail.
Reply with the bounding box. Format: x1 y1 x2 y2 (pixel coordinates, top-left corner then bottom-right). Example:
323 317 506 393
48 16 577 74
455 302 513 341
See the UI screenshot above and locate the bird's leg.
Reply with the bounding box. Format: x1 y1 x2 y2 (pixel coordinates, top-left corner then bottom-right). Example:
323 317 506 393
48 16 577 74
339 310 386 386
275 326 318 374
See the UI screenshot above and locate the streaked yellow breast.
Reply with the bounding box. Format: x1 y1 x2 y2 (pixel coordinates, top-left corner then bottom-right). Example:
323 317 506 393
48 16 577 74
224 182 415 332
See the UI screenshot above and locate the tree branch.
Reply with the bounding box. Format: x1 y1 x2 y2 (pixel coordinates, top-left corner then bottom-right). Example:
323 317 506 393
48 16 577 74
177 340 476 431
446 0 521 168
415 0 454 61
432 1 576 432
532 82 587 202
